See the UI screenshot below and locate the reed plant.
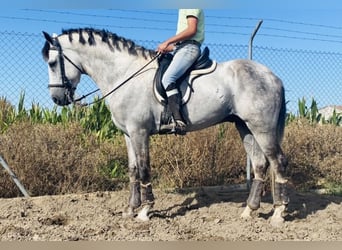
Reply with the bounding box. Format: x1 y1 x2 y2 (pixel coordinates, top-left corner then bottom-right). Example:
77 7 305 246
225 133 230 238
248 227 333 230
286 97 341 126
0 93 120 141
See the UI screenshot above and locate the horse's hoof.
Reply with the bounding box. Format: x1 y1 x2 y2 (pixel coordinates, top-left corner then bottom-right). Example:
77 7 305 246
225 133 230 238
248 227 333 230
270 216 284 227
270 205 286 227
122 207 135 219
240 206 253 220
136 205 151 222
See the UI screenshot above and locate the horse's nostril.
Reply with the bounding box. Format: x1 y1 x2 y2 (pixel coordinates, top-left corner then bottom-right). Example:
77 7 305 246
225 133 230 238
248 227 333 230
52 97 59 105
51 96 71 106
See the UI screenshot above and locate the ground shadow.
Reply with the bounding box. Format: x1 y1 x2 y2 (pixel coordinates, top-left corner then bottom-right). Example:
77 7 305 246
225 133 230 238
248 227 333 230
284 189 342 221
151 185 342 222
151 185 249 219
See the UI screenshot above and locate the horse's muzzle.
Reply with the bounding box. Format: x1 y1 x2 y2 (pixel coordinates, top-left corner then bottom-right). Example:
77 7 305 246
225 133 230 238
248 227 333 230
51 95 71 106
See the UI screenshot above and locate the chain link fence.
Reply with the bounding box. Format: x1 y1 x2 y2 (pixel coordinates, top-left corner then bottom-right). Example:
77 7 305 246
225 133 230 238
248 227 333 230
1 30 341 113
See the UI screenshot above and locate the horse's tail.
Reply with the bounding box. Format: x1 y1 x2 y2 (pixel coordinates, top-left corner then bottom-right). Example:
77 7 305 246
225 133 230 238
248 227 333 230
277 84 286 144
272 83 287 193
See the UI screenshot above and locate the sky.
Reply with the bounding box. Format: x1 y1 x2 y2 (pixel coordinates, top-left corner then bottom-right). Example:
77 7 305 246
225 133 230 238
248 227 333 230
0 0 341 112
1 7 342 52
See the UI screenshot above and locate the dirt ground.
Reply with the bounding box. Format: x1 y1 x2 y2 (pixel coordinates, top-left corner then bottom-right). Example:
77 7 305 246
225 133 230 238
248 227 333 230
0 186 341 241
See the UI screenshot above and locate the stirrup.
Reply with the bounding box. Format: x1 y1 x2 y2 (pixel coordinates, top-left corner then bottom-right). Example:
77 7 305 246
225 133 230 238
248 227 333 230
160 120 187 135
175 120 186 135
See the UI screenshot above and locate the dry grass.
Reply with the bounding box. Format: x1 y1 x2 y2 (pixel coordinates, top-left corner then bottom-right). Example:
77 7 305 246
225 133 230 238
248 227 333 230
283 119 342 191
0 122 127 198
0 120 341 198
150 124 246 188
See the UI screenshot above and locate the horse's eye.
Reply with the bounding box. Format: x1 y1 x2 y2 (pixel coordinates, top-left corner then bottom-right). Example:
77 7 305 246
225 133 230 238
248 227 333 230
48 61 57 68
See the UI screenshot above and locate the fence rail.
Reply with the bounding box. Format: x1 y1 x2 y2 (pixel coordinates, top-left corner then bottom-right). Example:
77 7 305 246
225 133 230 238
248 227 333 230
1 30 341 113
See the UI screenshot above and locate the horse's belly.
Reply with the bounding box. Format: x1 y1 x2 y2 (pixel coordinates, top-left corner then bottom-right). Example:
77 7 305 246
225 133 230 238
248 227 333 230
185 83 233 130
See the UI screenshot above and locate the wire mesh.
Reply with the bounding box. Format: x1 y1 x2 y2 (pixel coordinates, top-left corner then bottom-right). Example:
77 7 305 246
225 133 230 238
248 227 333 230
1 31 341 113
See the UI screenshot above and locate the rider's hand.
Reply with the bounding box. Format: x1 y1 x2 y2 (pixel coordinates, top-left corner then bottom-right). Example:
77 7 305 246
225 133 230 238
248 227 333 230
156 41 174 54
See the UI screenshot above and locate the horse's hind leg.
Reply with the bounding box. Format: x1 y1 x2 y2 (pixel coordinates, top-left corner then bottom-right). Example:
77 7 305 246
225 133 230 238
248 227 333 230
268 147 289 227
235 121 269 219
250 131 289 226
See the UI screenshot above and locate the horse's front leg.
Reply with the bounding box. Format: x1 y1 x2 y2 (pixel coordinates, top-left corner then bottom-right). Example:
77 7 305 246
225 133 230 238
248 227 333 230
137 182 154 221
136 133 155 221
122 135 141 218
122 133 155 221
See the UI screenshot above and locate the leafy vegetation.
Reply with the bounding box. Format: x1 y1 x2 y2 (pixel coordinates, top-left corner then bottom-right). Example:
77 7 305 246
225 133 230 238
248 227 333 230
286 97 342 126
0 93 121 140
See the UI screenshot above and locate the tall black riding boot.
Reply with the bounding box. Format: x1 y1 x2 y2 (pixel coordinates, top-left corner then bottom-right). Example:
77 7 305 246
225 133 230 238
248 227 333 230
160 89 186 135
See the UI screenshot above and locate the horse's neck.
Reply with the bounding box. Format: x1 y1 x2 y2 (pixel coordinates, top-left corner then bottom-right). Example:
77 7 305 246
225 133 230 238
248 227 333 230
85 50 141 92
62 38 150 93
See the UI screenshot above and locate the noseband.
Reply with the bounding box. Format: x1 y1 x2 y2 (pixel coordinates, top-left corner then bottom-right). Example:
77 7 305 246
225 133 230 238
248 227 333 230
47 36 85 103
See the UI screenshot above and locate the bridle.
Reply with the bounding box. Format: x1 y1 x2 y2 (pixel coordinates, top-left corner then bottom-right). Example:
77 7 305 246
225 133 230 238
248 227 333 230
47 36 85 104
47 34 160 106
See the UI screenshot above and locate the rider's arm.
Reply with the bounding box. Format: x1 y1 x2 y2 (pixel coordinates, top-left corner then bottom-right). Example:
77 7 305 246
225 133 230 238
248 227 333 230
157 16 198 53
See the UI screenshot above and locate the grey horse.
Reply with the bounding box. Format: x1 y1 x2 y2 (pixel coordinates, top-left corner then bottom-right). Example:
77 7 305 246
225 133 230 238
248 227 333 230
42 28 289 226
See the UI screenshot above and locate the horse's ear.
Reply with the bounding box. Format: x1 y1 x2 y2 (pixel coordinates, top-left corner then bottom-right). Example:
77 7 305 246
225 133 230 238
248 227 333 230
42 31 54 45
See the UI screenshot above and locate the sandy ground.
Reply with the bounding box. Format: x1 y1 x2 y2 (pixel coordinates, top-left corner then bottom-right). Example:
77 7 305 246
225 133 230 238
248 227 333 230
0 186 341 241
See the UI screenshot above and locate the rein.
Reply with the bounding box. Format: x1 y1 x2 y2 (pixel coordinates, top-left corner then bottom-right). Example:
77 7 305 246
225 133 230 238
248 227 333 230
74 52 161 107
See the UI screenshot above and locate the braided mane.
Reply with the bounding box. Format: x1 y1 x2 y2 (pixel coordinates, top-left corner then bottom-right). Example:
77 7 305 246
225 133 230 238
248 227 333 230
61 28 156 59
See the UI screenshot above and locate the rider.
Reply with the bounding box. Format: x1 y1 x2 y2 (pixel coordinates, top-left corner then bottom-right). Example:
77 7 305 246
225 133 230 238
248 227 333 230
157 9 205 134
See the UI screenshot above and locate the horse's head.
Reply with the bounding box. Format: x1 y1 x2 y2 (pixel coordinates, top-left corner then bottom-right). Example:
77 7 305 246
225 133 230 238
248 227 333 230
42 31 83 106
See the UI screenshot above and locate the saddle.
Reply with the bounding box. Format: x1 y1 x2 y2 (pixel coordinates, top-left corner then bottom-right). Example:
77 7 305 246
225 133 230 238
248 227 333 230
153 47 217 105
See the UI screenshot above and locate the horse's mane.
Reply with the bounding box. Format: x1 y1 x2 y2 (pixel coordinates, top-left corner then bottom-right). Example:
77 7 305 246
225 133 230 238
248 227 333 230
61 28 157 59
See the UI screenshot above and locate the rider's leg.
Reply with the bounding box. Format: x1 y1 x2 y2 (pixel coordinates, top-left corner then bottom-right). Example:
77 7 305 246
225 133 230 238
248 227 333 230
160 43 200 133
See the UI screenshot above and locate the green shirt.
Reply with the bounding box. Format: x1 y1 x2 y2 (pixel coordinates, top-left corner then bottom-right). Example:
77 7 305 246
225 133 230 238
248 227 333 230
176 9 205 44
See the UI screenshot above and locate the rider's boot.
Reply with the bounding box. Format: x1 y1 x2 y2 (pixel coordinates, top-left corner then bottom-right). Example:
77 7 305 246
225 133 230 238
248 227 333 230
160 85 186 135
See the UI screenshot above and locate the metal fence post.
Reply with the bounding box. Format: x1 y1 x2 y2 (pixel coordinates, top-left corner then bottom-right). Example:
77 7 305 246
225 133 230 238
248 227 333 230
246 20 263 190
249 20 263 60
0 155 30 198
